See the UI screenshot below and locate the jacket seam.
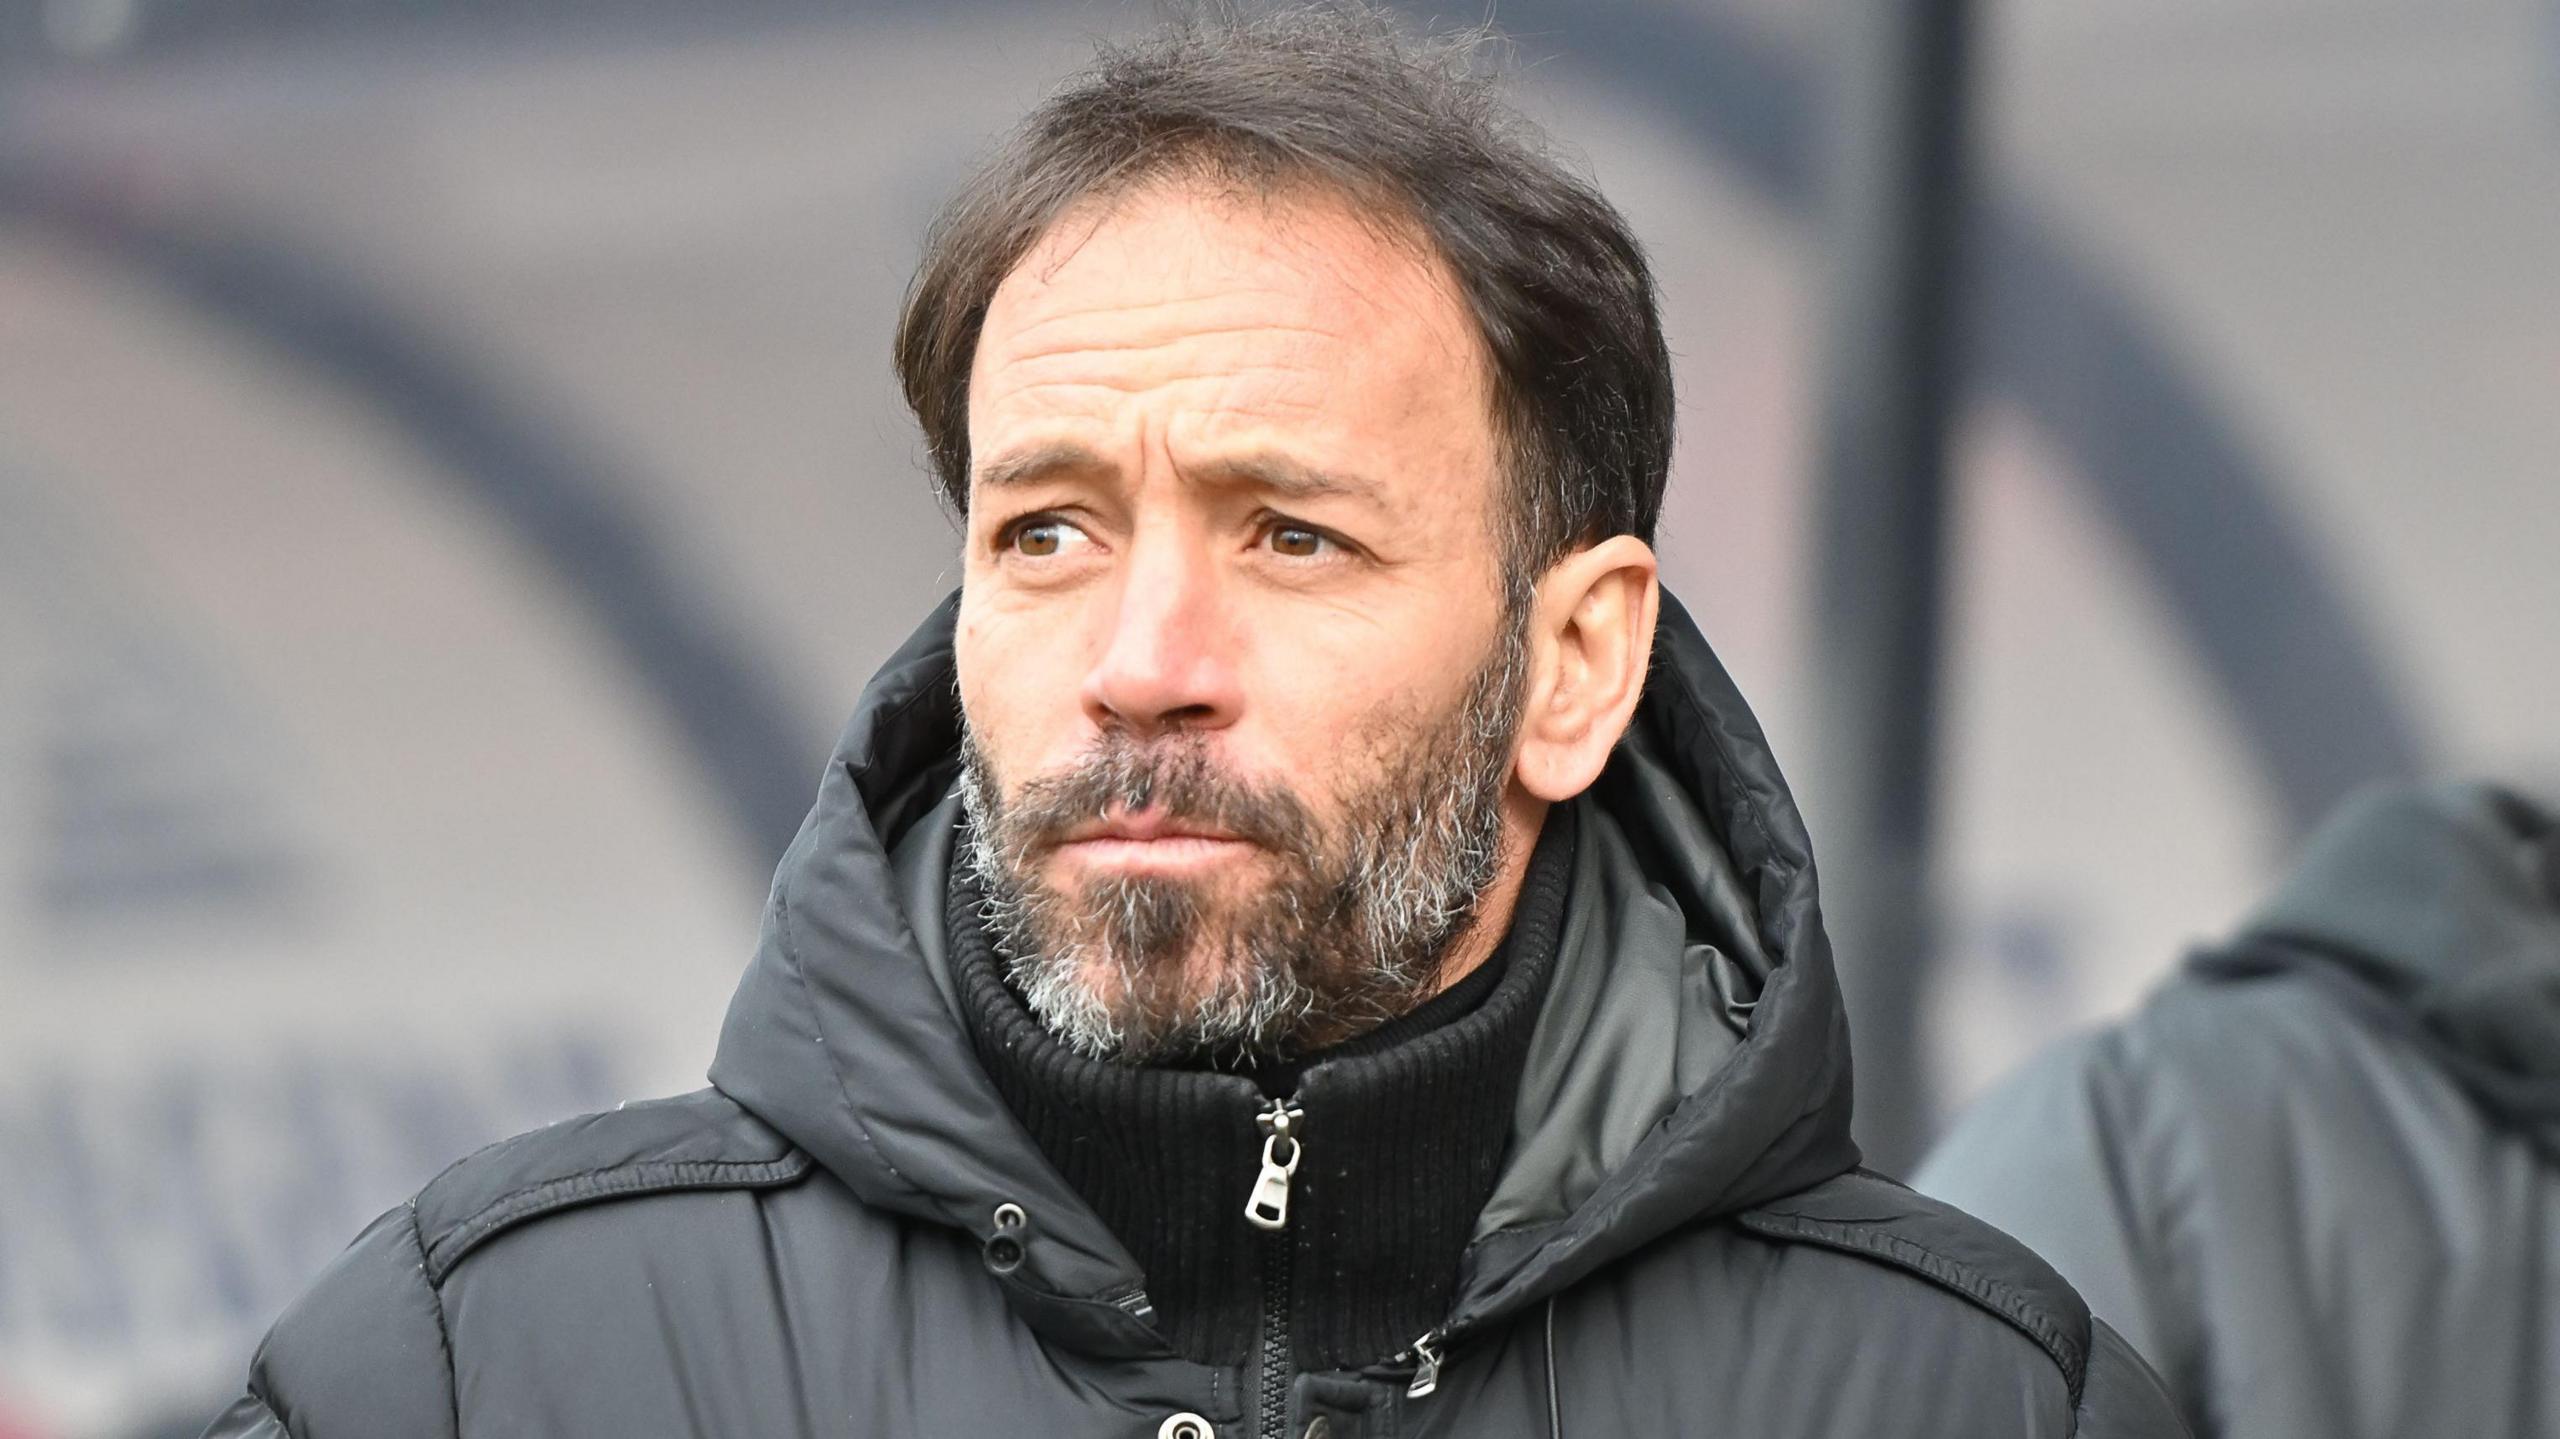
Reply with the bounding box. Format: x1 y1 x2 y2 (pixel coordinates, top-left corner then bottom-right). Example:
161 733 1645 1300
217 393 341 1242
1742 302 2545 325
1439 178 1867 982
424 1153 814 1282
774 884 921 1202
405 1200 462 1438
1735 1209 2088 1392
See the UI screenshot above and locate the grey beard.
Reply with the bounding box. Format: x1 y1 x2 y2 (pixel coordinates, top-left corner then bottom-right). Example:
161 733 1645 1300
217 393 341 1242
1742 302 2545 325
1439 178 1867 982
959 617 1527 1065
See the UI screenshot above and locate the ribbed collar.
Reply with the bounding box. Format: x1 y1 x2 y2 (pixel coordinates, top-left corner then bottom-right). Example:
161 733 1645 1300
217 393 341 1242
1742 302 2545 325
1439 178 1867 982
951 807 1576 1368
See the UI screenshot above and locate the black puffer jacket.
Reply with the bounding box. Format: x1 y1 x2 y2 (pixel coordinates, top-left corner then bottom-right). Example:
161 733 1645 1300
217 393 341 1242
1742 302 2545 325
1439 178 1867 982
1919 782 2560 1438
206 594 2181 1439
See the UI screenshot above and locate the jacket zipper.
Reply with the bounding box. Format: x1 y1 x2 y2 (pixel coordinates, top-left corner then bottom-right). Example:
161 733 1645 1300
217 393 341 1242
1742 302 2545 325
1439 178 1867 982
1247 1097 1304 1439
1404 1328 1446 1398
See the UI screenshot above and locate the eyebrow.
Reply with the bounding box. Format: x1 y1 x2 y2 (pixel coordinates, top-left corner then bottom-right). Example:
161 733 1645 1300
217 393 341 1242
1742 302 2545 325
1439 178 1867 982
1204 453 1386 506
974 442 1108 492
972 443 1386 507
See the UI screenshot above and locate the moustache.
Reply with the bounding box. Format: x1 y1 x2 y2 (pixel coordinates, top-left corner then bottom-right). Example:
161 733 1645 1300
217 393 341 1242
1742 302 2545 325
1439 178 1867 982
999 736 1319 857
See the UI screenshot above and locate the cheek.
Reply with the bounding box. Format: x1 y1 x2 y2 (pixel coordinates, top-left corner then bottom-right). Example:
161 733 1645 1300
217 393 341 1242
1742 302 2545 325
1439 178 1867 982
1245 628 1469 773
952 604 1010 754
956 598 1084 772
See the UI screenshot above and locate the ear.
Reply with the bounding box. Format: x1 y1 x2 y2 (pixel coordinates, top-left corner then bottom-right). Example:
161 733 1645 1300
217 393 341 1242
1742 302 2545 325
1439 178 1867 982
1514 536 1659 802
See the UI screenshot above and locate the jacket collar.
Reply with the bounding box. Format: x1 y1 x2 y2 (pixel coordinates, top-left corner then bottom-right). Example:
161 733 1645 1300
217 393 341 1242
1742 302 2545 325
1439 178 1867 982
708 588 1858 1354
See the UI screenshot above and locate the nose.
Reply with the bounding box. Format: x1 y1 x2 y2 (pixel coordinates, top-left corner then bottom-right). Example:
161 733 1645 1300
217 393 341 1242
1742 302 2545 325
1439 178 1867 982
1081 529 1242 738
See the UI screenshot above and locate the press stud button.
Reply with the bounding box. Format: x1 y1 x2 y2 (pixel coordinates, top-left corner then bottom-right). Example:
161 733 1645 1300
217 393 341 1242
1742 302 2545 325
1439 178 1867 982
984 1202 1029 1274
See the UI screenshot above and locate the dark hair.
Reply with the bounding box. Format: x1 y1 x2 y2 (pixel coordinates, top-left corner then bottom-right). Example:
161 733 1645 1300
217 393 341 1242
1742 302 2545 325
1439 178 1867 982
894 2 1673 583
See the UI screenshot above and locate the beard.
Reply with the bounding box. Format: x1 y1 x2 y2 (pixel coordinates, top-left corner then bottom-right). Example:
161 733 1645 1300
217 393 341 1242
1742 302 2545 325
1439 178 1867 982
958 613 1529 1065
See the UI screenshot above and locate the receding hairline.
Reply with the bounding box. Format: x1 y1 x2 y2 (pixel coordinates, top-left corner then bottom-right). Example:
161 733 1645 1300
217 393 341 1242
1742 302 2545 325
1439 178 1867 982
985 166 1490 342
993 156 1474 313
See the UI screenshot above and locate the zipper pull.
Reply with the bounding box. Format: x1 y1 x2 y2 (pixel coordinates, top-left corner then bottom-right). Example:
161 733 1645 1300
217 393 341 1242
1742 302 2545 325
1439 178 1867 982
1405 1330 1445 1398
1244 1099 1305 1231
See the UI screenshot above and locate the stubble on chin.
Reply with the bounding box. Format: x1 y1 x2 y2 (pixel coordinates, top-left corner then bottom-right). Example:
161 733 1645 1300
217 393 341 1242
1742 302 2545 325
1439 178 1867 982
958 744 1335 1063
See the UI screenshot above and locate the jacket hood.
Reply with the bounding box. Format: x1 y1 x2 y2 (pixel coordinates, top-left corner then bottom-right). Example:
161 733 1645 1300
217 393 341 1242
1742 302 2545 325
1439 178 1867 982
2202 781 2560 1140
708 589 1858 1355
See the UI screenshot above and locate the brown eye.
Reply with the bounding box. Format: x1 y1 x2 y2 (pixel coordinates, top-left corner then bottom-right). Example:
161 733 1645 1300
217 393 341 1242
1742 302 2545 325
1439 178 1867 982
1012 522 1065 557
1268 526 1324 558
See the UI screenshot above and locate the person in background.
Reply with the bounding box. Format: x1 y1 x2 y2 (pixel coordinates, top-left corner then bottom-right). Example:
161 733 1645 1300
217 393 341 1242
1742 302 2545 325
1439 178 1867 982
204 7 2182 1437
1920 781 2560 1437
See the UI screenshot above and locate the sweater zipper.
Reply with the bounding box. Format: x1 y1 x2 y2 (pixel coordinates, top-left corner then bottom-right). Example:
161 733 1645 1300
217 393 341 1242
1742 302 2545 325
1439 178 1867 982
1246 1098 1457 1416
1255 1227 1294 1439
1247 1097 1304 1439
1244 1098 1304 1231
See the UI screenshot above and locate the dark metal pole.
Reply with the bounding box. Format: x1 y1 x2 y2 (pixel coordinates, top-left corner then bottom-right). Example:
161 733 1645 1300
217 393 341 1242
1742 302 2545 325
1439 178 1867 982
1804 0 1972 1174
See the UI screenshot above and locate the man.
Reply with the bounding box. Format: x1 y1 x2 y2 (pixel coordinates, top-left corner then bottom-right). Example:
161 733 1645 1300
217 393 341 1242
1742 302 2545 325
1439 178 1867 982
208 9 2180 1436
1920 782 2560 1437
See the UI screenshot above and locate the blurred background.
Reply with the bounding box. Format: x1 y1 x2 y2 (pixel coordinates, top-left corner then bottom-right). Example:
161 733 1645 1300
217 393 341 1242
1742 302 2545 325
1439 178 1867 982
0 0 2552 1432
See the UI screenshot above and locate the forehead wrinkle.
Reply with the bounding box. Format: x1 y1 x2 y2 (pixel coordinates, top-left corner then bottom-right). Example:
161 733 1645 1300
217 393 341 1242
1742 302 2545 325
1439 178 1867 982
983 362 1341 411
994 320 1358 370
972 435 1393 515
980 296 1367 415
997 285 1343 341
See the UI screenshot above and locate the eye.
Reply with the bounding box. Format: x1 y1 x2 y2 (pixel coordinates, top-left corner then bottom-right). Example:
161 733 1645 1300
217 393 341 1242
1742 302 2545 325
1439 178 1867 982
1003 516 1091 558
1263 523 1331 559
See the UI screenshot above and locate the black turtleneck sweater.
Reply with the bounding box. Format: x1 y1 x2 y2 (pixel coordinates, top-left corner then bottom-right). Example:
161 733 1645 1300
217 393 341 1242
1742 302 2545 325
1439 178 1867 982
951 807 1576 1369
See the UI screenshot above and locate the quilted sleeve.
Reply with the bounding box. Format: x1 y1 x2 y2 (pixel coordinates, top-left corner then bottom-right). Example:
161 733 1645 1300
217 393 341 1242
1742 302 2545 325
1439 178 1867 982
201 1204 459 1439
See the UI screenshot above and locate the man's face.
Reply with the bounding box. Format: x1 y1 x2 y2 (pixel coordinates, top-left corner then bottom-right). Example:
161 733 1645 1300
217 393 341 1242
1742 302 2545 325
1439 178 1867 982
953 179 1526 1062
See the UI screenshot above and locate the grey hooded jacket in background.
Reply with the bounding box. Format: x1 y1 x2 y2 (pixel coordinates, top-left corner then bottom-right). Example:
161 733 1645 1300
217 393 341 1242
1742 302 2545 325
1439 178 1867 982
1918 782 2560 1438
205 593 2181 1439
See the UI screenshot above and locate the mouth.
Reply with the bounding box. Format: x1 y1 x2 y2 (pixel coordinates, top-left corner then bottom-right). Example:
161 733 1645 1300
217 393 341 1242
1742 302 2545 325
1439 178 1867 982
1051 808 1259 875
